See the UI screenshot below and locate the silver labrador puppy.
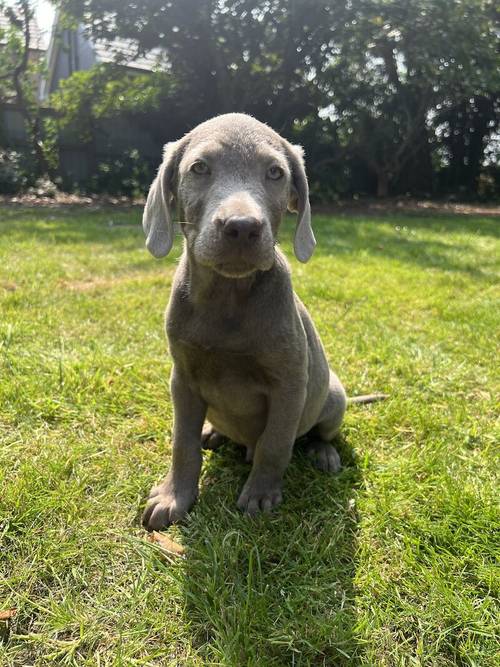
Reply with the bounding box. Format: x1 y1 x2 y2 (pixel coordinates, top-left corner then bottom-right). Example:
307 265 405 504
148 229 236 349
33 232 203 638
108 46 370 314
141 113 369 530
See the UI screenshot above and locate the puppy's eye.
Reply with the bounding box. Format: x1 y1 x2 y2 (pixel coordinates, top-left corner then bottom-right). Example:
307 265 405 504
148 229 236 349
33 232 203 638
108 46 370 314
191 160 210 175
267 165 284 180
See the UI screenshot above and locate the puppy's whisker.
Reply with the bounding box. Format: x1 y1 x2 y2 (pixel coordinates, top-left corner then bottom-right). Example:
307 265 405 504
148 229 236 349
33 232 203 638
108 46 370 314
176 221 195 225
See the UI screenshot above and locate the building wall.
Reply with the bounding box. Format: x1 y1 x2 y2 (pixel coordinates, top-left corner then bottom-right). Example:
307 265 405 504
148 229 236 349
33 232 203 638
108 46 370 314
48 28 97 95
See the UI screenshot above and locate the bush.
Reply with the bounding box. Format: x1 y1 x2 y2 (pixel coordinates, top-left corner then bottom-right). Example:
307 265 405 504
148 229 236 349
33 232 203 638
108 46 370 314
87 148 154 197
477 169 500 200
0 149 30 194
28 177 59 198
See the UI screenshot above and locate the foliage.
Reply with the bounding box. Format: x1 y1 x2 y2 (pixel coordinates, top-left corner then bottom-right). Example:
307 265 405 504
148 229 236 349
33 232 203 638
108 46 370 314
320 0 500 195
0 0 55 177
1 206 499 663
88 148 154 197
47 65 175 194
51 65 173 140
0 149 30 192
28 175 59 197
435 94 500 195
0 1 32 102
55 0 328 131
48 0 499 198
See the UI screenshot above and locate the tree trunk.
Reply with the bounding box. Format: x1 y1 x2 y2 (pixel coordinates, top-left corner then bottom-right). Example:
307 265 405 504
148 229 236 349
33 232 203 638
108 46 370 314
376 170 390 197
14 78 49 177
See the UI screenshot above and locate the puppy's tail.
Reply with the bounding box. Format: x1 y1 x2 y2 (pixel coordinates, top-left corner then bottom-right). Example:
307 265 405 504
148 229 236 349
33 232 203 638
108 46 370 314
348 393 388 405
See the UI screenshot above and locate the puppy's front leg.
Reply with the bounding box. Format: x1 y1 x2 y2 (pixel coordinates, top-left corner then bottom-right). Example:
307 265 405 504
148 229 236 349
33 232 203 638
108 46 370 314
142 368 206 531
237 385 306 515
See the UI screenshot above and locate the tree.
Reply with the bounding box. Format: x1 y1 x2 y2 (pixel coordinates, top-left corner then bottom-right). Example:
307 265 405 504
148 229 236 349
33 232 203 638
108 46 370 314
435 94 499 195
50 0 500 198
320 0 500 196
53 0 330 134
0 0 52 175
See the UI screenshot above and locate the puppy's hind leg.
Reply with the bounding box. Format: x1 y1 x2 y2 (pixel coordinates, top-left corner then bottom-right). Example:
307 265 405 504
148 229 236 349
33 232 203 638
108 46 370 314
201 423 226 450
305 370 347 473
202 423 254 462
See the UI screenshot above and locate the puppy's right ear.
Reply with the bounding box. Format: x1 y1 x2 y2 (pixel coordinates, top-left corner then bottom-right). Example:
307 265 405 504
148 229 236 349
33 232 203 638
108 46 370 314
284 142 316 263
142 141 180 258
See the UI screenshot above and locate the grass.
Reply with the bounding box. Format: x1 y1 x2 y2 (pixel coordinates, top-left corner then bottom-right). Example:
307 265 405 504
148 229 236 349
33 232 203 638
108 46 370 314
0 204 498 666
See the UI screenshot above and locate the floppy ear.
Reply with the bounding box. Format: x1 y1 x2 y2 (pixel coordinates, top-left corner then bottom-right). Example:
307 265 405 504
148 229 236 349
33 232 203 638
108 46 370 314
286 143 316 263
142 141 180 258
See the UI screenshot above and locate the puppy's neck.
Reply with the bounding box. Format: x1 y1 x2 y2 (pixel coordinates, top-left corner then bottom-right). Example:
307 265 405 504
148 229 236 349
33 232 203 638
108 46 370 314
185 250 264 307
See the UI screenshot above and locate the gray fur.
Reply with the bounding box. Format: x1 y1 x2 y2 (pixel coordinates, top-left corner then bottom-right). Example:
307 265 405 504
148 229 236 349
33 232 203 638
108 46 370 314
141 113 359 530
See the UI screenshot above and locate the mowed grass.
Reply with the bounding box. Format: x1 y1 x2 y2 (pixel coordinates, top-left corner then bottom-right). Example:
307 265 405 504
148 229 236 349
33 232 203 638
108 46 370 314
0 204 498 666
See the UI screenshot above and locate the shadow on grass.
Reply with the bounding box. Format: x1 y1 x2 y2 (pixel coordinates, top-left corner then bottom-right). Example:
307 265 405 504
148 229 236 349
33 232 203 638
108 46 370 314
176 436 363 665
0 209 186 274
308 214 499 281
2 206 497 281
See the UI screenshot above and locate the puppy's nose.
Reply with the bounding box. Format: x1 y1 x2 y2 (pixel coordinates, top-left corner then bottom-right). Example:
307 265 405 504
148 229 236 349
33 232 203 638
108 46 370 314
222 216 262 242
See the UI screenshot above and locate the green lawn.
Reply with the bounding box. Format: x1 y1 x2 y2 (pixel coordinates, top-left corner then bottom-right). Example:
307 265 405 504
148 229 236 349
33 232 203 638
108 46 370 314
0 205 498 666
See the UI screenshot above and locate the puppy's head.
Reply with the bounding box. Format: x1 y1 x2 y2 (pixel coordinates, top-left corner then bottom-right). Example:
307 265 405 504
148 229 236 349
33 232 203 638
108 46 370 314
143 113 315 277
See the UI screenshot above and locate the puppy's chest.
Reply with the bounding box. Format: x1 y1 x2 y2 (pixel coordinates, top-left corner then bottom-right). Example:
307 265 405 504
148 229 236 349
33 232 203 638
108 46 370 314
167 300 275 402
173 337 267 385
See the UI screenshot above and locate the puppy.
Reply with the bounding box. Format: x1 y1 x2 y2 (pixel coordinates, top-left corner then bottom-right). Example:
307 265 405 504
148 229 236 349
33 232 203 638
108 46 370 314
141 113 377 530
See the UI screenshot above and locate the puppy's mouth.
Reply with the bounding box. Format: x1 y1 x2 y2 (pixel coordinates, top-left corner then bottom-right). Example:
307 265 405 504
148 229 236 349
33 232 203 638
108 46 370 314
192 233 277 278
214 262 259 279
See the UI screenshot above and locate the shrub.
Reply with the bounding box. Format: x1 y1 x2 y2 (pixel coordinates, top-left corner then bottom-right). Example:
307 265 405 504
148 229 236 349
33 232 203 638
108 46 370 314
0 149 29 194
87 149 154 197
28 177 59 198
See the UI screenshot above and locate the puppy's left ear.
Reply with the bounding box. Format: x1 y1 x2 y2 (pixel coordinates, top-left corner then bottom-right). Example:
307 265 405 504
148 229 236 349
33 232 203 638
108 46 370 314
142 141 180 258
285 143 316 263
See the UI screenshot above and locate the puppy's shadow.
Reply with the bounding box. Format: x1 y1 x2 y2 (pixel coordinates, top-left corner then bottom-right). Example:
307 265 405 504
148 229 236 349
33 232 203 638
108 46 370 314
176 436 364 665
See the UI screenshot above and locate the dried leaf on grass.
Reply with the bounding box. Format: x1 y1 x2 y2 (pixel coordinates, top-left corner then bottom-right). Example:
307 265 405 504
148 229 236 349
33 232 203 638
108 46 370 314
146 531 185 557
0 609 16 621
1 282 18 291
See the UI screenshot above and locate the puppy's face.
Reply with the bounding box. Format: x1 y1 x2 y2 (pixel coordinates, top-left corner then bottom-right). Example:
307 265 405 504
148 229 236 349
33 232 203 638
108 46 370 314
177 122 291 278
143 114 315 271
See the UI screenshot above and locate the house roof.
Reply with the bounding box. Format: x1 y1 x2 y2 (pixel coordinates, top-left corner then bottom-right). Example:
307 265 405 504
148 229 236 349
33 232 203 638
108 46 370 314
92 37 165 72
39 11 167 100
0 10 46 52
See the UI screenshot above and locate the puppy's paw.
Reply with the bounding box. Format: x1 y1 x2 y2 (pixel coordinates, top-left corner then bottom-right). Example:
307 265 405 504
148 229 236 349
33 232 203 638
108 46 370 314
142 478 197 531
305 441 341 473
201 424 226 450
237 480 283 516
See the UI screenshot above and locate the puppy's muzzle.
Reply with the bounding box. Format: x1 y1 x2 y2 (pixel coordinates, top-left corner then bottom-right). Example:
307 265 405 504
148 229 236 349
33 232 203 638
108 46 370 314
218 215 263 246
